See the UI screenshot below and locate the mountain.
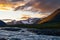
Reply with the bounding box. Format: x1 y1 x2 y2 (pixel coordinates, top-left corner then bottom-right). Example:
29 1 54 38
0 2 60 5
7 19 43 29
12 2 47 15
6 18 40 25
37 8 60 24
0 20 6 26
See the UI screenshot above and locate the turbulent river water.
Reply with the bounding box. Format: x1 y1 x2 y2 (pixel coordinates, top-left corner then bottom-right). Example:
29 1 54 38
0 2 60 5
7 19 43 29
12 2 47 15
0 27 60 40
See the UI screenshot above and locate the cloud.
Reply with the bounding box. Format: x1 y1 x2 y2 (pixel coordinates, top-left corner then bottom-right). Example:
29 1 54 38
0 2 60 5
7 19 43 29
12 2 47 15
10 0 23 2
11 0 60 13
34 0 60 13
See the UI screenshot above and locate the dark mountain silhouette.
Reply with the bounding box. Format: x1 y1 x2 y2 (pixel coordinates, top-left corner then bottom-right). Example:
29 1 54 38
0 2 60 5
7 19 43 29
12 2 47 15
37 8 60 24
0 20 6 26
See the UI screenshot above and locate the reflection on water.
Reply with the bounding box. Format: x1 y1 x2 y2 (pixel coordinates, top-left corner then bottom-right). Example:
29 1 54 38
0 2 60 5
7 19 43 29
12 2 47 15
0 27 60 40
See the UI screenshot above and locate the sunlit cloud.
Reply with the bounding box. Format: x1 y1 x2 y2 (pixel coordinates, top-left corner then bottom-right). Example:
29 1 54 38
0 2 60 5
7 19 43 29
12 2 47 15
0 0 60 23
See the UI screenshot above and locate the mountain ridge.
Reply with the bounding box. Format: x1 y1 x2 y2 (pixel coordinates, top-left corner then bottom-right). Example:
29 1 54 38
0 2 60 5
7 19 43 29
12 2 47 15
37 8 60 24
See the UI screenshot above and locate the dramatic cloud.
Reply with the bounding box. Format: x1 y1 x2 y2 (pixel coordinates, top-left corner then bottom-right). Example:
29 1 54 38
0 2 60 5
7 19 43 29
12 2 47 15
0 0 60 13
24 0 60 13
14 0 60 13
0 0 60 21
35 0 60 13
9 0 23 2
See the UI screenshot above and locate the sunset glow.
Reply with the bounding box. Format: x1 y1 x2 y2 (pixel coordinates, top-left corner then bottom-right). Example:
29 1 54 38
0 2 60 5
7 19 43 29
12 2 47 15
0 0 50 23
0 10 48 20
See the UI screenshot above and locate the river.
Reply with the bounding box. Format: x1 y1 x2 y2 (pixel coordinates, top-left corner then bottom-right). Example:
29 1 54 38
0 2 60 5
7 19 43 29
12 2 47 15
0 27 60 40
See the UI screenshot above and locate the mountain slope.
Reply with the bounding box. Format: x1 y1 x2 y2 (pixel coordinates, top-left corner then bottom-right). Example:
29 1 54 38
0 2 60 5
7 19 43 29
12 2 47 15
37 9 60 24
0 20 6 26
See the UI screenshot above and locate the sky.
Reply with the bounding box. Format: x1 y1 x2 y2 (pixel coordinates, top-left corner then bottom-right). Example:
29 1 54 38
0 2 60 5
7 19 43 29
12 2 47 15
0 0 60 20
10 0 60 12
0 10 48 20
35 0 60 12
